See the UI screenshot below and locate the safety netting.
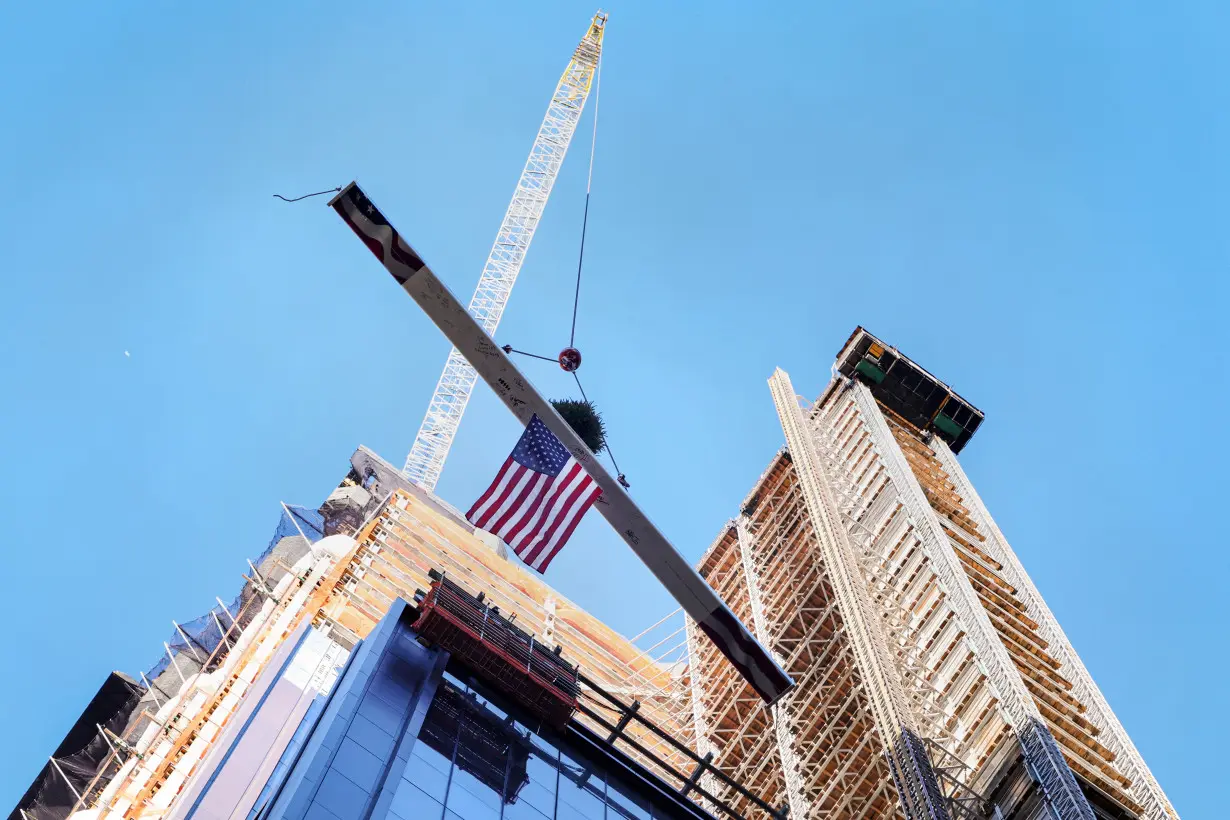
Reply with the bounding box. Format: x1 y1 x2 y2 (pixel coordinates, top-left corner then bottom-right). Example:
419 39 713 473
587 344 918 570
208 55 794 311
138 505 325 700
8 673 143 820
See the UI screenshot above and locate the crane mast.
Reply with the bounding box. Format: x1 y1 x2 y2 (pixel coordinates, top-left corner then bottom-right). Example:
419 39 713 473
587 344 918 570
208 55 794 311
403 12 607 491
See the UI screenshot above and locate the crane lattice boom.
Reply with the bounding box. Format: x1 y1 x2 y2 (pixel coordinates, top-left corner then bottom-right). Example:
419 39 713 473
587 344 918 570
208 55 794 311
403 12 606 490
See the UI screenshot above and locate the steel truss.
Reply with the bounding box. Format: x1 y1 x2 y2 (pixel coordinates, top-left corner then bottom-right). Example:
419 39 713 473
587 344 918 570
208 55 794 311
806 389 1007 776
686 364 1173 820
829 391 1138 812
845 382 1098 820
688 528 787 818
403 13 606 490
737 500 902 820
931 439 1177 820
734 518 815 820
768 368 951 820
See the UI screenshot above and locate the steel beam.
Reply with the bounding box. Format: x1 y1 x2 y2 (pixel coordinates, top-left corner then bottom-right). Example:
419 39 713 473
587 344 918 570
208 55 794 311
331 183 791 704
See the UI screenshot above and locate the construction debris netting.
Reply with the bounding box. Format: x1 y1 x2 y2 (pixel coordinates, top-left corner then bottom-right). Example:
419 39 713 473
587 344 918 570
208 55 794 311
7 503 326 820
139 505 325 698
7 674 143 820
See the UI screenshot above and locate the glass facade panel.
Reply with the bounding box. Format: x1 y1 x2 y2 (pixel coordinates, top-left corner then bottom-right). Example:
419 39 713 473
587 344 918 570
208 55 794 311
403 680 708 820
556 753 605 820
517 741 559 816
180 603 735 820
555 779 605 820
504 797 554 820
515 773 557 815
605 784 652 820
405 747 453 802
390 781 444 820
446 767 502 820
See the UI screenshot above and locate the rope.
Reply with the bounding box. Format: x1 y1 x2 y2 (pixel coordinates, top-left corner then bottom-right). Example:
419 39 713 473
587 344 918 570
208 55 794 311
501 345 558 364
574 371 629 488
273 186 342 203
569 55 602 348
502 60 627 488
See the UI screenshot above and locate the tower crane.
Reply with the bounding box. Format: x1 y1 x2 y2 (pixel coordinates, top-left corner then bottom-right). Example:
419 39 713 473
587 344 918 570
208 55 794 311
403 12 607 491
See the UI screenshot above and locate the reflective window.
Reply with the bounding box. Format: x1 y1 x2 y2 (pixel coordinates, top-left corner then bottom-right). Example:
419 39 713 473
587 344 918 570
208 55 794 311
405 680 702 820
405 745 452 802
392 781 443 819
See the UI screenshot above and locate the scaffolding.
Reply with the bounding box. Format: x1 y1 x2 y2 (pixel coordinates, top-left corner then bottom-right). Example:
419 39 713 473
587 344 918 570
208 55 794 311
312 482 700 793
683 329 1176 820
35 441 725 820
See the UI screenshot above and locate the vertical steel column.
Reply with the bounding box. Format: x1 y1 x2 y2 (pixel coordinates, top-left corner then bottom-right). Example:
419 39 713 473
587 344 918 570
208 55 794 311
733 518 812 820
769 369 950 820
931 439 1177 820
848 382 1096 820
683 616 723 813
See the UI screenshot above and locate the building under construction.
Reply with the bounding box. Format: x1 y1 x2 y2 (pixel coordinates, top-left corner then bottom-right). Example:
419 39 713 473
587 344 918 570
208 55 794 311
10 328 1179 820
10 445 762 820
685 328 1177 820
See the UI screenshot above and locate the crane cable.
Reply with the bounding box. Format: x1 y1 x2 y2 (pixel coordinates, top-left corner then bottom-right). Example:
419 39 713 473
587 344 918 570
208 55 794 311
502 56 627 488
568 57 628 488
569 55 601 349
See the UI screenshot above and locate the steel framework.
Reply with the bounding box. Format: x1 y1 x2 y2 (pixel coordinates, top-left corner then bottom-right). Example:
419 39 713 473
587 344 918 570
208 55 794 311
931 439 1177 820
769 369 951 820
846 382 1098 820
684 360 1172 819
403 12 606 491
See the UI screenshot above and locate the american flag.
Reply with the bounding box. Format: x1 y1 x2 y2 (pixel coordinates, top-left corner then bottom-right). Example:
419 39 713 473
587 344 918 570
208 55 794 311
467 415 602 572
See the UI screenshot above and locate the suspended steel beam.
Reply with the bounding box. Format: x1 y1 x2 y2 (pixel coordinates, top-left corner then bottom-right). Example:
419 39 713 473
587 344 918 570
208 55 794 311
329 182 793 704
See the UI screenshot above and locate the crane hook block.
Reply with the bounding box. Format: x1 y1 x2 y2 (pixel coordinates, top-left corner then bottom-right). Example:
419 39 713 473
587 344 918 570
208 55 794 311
558 348 583 372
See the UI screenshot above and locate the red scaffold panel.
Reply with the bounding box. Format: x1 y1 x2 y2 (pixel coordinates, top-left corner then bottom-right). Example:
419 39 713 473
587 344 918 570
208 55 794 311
413 577 579 729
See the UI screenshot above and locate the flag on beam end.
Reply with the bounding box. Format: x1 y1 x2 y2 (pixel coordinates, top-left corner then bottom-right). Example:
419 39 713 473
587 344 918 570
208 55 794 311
467 415 603 572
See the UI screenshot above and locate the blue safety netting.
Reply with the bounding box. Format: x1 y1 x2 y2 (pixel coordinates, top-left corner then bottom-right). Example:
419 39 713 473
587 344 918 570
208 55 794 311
140 504 326 687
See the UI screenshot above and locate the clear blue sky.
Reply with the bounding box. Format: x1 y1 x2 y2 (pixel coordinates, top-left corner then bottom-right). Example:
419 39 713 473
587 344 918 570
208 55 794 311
1 1 1224 815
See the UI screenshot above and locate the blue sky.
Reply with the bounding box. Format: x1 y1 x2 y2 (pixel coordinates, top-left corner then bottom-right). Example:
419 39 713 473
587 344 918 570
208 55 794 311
1 1 1225 815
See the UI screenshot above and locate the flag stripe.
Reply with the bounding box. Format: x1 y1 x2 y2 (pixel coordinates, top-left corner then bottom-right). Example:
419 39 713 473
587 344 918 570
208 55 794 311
489 468 541 534
519 462 588 566
472 461 526 528
515 462 586 563
506 467 573 550
531 483 603 572
502 473 552 548
528 471 597 570
483 466 534 532
466 456 515 525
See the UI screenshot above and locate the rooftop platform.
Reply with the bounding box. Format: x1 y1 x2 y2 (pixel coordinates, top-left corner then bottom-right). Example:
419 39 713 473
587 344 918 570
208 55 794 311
834 326 984 452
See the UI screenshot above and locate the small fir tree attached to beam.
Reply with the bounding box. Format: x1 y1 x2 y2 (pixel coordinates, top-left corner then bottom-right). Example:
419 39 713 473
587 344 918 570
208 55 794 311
550 399 606 454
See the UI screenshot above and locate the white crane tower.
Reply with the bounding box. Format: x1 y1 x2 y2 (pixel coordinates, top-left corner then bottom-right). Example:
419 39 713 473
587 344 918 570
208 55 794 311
403 12 607 491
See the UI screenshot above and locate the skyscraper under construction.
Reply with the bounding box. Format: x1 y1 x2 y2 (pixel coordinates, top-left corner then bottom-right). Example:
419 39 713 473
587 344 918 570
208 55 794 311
686 327 1177 820
12 328 1178 820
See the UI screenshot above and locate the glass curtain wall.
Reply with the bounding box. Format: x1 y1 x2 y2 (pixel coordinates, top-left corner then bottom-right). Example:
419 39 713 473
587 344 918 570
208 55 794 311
390 674 680 820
